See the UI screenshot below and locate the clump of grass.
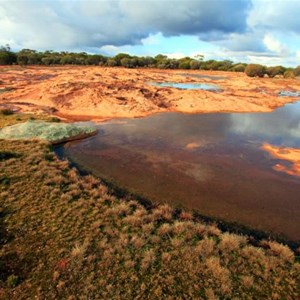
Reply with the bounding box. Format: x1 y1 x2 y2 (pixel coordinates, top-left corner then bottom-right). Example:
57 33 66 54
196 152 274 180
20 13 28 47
0 113 55 129
50 117 61 123
6 275 18 288
0 139 299 299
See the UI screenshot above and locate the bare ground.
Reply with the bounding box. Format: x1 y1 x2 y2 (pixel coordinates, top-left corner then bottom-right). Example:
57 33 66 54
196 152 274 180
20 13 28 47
1 66 300 121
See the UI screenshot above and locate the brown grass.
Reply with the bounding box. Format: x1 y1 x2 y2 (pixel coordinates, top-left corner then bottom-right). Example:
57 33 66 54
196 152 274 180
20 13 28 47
0 112 55 129
0 140 299 299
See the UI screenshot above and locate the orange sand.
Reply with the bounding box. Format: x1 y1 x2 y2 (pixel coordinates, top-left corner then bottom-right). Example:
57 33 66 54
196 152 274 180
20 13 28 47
1 66 300 121
262 143 300 177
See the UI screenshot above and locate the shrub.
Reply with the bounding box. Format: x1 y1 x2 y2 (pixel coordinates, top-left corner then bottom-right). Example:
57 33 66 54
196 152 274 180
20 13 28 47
266 66 285 78
245 64 266 77
6 275 19 287
178 62 190 69
189 60 200 70
106 59 117 67
294 65 300 77
231 63 246 72
0 108 14 115
50 117 61 123
283 70 295 78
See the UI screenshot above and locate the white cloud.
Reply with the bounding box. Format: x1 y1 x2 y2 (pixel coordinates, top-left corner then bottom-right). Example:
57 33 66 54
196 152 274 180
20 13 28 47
164 52 186 59
141 34 161 46
263 34 289 56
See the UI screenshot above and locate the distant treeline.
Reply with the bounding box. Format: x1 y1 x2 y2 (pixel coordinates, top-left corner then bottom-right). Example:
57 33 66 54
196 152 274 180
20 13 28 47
1 45 299 78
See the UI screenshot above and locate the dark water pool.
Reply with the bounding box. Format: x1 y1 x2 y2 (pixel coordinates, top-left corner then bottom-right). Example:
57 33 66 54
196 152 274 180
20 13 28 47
57 102 300 242
150 81 221 91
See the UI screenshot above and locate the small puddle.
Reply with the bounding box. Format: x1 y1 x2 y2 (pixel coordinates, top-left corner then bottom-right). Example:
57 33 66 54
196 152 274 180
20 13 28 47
278 90 300 97
180 73 227 80
57 101 300 242
150 81 221 91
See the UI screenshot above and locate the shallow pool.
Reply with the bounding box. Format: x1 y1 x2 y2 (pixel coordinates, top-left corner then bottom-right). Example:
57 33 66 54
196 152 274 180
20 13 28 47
278 90 300 97
150 81 222 91
57 101 300 242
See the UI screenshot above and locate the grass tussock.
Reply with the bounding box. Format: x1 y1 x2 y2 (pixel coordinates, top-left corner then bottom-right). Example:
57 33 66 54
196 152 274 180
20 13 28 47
0 140 299 299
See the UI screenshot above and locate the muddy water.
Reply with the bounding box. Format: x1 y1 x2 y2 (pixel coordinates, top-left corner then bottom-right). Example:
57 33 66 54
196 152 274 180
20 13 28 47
57 102 300 242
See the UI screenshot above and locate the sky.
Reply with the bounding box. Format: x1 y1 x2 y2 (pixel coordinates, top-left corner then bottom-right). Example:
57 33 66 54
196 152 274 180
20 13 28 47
0 0 300 66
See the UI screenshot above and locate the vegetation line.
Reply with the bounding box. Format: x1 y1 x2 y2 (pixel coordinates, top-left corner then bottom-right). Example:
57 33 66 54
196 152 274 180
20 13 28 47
1 45 300 78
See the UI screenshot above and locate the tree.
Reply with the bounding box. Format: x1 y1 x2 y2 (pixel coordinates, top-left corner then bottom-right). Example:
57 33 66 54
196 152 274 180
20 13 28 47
17 54 28 66
120 57 132 68
218 60 233 71
178 57 192 69
17 49 40 65
114 53 131 66
0 44 16 65
154 54 168 64
189 60 200 70
178 61 190 69
245 64 266 77
106 58 117 67
60 55 75 65
41 56 53 65
194 54 204 61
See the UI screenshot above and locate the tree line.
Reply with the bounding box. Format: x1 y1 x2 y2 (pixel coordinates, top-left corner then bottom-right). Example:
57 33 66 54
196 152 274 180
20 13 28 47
0 45 299 78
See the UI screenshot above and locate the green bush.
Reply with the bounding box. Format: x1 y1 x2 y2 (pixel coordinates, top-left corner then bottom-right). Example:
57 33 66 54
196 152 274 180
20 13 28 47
245 64 266 77
178 62 190 69
189 60 200 70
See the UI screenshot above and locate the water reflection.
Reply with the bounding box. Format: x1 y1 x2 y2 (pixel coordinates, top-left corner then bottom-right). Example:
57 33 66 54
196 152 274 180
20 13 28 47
58 101 300 242
150 81 221 91
230 101 300 147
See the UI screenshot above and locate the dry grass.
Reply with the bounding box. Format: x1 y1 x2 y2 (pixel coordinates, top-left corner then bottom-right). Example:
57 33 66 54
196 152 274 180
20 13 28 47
0 140 299 299
0 112 53 129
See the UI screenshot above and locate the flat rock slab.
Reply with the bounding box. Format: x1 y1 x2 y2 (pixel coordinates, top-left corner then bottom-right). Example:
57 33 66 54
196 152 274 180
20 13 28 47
0 121 97 144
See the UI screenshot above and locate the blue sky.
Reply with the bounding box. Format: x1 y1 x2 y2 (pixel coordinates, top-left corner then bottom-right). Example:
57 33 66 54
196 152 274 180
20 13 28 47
0 0 300 66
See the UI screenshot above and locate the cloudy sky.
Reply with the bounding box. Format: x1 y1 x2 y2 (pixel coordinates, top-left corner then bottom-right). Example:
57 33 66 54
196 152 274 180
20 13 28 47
1 0 300 66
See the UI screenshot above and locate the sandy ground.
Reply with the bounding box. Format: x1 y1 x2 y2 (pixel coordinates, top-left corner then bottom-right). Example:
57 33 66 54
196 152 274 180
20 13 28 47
1 66 300 121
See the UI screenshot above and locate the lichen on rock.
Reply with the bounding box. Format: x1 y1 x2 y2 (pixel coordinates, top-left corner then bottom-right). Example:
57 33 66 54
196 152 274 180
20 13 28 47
0 120 97 144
